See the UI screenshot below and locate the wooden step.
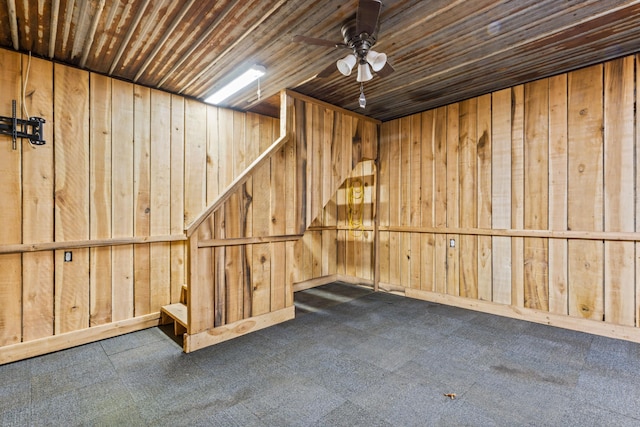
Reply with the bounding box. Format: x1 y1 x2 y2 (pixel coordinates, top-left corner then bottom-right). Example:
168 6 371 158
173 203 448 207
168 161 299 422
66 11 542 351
161 303 188 336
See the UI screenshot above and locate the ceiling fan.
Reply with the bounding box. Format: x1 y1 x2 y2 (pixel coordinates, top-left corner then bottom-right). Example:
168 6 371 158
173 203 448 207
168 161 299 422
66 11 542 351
293 0 394 107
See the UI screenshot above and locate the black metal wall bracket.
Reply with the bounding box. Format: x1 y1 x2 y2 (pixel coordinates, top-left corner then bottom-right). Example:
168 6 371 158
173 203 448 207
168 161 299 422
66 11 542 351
0 100 46 149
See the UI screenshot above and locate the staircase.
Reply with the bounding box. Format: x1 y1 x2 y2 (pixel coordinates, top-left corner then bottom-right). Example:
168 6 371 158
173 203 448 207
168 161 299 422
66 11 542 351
160 285 188 337
157 91 378 352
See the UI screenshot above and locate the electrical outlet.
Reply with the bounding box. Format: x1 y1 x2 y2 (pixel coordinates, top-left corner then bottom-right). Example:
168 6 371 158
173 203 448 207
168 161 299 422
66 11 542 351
449 239 455 248
64 251 72 262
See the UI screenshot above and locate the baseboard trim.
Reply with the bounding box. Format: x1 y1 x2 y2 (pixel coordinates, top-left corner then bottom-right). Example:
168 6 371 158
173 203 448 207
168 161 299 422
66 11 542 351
0 313 161 365
184 306 295 352
293 274 375 292
405 288 640 344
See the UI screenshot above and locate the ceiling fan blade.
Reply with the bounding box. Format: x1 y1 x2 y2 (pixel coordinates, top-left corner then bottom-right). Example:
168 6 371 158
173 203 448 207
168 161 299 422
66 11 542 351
317 62 338 78
375 61 395 78
292 35 346 48
356 0 382 36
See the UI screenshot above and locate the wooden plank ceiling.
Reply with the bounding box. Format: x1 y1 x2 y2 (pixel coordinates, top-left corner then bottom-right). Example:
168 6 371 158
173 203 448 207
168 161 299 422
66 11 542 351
1 0 640 121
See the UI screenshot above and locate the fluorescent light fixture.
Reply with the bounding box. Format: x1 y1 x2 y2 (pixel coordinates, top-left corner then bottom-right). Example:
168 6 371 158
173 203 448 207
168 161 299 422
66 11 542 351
204 65 266 105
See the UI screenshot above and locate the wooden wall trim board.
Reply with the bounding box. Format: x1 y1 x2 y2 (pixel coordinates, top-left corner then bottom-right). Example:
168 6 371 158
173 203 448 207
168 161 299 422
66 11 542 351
603 57 635 326
0 234 188 254
22 55 54 341
54 62 90 334
197 234 304 248
89 73 113 327
548 74 568 316
374 154 381 292
0 314 160 365
376 226 640 242
636 53 640 329
284 90 382 125
307 226 376 232
406 288 640 344
184 306 295 353
292 274 375 293
111 78 135 323
0 48 23 347
567 64 604 321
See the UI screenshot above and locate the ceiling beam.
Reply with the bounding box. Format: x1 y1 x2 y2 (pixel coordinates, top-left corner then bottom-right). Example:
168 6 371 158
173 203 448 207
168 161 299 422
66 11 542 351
79 0 105 68
133 0 195 82
178 0 289 96
6 0 19 50
48 0 59 57
108 0 149 75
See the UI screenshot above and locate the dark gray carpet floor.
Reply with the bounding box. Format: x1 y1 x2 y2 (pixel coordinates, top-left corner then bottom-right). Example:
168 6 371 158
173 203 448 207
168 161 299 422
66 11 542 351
2 282 640 426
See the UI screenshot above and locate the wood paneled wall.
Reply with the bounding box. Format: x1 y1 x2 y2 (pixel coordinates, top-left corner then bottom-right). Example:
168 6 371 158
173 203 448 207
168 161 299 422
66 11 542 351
0 49 279 361
298 160 377 287
5 48 639 360
379 55 640 338
184 92 379 350
292 94 378 290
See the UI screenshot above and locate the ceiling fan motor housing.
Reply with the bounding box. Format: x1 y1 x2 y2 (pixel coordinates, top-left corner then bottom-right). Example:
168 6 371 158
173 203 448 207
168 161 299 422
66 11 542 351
341 19 377 60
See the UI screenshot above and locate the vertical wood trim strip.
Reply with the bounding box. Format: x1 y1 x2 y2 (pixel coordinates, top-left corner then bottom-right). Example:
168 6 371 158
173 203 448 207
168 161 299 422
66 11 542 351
0 49 22 345
387 120 401 285
409 115 422 289
133 85 151 316
150 90 172 311
89 73 112 326
523 80 549 311
420 110 435 292
22 55 54 341
400 117 411 288
378 122 390 286
184 99 208 329
476 94 492 301
636 54 640 328
548 74 569 315
434 107 448 294
603 57 635 326
511 85 525 308
567 64 604 321
111 79 134 322
459 99 478 299
170 95 185 303
491 89 512 304
446 103 459 296
54 64 90 334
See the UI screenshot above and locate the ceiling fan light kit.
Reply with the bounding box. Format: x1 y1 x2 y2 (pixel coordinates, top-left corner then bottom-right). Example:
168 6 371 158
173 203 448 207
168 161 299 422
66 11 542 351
293 0 394 109
357 62 373 82
365 50 387 72
337 54 357 76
